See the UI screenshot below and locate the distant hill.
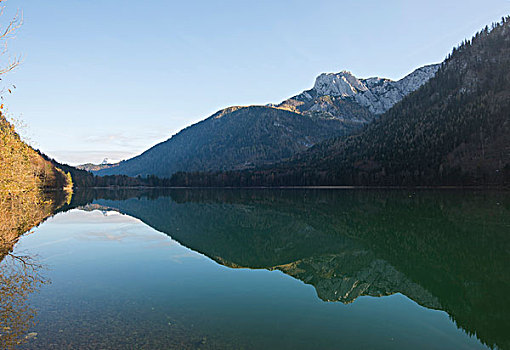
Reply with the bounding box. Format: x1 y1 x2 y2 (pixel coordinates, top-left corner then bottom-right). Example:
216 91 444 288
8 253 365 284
96 106 362 177
173 18 510 187
96 66 438 178
77 161 118 172
41 154 173 188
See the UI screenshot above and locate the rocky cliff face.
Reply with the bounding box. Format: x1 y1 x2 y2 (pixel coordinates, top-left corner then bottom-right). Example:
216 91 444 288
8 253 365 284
279 64 440 116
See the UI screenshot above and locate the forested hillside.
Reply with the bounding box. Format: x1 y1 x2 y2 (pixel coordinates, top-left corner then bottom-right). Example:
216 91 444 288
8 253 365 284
0 114 71 192
0 113 71 247
97 106 360 178
171 18 510 187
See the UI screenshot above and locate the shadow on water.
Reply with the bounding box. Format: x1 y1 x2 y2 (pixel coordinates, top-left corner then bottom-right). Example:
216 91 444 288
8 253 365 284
64 188 510 350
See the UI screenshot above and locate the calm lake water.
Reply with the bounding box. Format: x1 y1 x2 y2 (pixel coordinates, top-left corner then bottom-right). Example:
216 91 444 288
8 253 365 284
2 189 509 349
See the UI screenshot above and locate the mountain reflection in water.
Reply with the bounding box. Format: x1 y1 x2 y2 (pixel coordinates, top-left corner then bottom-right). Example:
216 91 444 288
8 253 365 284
62 188 509 350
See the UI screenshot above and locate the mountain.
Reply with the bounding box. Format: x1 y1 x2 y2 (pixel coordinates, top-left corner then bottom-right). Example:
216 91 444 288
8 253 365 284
277 64 439 116
96 106 362 177
96 66 438 178
173 18 510 187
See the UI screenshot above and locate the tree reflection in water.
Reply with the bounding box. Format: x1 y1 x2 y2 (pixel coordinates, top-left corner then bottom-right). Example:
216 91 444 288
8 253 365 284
0 243 48 349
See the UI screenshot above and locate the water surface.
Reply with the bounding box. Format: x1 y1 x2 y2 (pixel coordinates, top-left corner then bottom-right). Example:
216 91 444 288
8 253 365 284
2 189 509 349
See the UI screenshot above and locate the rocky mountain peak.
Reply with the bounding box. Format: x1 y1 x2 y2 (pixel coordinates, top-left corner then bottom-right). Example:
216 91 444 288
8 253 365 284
302 64 440 115
312 71 368 97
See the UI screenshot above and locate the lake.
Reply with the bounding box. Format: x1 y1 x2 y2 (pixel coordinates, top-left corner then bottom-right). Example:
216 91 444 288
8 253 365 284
1 189 509 349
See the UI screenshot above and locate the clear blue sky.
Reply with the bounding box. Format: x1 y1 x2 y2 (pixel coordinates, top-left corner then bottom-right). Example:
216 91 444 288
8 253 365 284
3 0 510 165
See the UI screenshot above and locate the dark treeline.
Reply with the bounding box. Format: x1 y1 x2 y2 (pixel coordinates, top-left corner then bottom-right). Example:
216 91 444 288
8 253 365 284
169 17 510 188
38 152 173 188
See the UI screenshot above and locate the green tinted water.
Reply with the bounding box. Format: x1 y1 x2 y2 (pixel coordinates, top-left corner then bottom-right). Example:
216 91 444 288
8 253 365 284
2 189 509 349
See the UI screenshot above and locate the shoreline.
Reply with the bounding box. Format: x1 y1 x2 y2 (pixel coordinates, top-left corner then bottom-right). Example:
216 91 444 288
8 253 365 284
69 185 509 190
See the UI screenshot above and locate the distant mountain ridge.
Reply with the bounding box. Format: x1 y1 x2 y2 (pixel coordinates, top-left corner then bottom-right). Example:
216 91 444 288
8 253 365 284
96 64 438 177
77 161 117 172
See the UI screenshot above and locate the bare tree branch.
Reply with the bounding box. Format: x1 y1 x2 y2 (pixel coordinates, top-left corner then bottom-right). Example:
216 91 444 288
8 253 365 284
0 1 22 78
